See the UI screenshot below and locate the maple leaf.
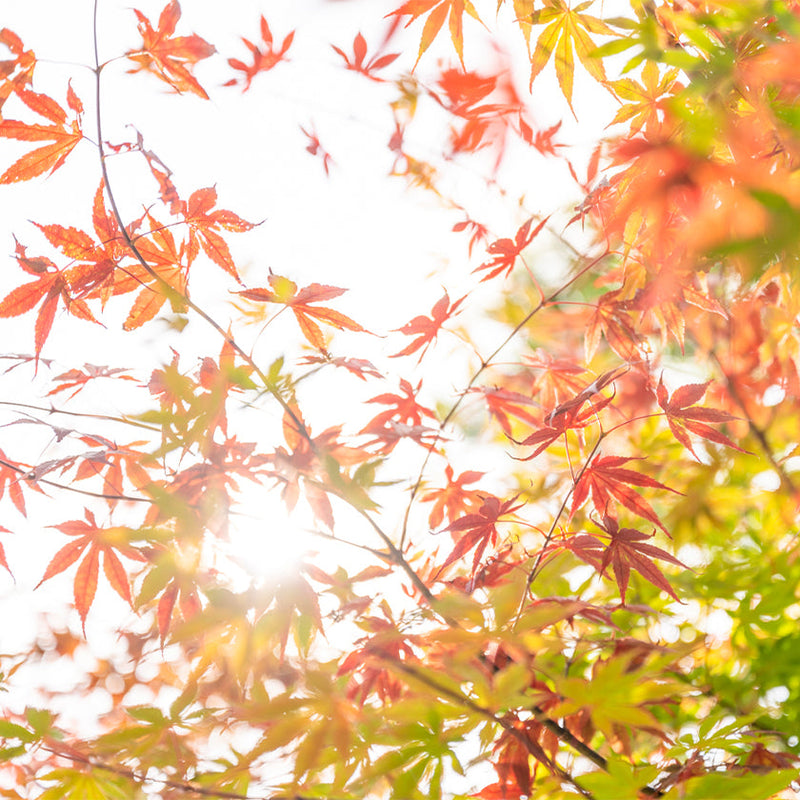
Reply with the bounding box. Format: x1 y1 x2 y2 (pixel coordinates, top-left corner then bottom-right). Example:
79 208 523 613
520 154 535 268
513 394 611 460
519 117 564 157
475 216 549 281
300 125 333 175
441 494 524 573
225 15 294 90
391 291 465 359
469 386 540 436
236 273 365 352
47 364 136 400
181 187 254 280
585 288 644 361
528 0 613 112
568 516 685 602
0 449 27 516
389 0 483 68
452 216 490 255
0 86 83 183
127 1 216 99
29 184 127 305
331 33 400 82
112 213 188 330
72 437 154 504
571 455 680 533
338 617 416 704
0 28 36 110
421 464 484 528
656 377 746 460
609 61 683 136
364 379 438 429
36 509 146 631
298 354 383 381
0 242 100 362
524 350 586 410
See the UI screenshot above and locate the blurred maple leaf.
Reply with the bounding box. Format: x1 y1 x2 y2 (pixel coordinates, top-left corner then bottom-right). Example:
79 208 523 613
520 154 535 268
0 28 36 110
475 217 548 281
225 15 294 90
422 464 484 528
331 32 400 81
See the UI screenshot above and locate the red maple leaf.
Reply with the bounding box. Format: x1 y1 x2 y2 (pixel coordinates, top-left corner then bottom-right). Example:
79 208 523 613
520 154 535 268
469 386 540 437
475 216 549 281
225 15 294 91
567 516 685 602
452 216 490 255
571 455 680 533
331 33 400 82
127 0 216 99
391 291 465 359
441 494 524 573
0 86 83 183
236 273 365 352
656 377 745 460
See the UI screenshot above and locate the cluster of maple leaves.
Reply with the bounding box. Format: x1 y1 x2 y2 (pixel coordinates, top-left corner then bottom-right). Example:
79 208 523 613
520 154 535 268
0 1 799 800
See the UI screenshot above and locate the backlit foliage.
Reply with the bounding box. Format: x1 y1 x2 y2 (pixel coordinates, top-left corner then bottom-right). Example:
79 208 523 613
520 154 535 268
0 1 799 799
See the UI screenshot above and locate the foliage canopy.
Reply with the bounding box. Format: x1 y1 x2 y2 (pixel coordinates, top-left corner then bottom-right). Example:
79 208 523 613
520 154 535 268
1 1 800 798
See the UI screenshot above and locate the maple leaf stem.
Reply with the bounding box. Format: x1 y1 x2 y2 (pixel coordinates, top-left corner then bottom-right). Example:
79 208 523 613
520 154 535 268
0 455 151 504
399 247 610 550
305 526 392 560
513 435 606 629
0 399 160 432
604 411 664 438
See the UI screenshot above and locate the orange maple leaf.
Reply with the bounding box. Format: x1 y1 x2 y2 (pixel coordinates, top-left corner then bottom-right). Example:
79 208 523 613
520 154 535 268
127 0 216 99
0 86 83 183
181 187 254 280
389 0 483 68
36 510 145 631
0 240 100 362
236 273 365 351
